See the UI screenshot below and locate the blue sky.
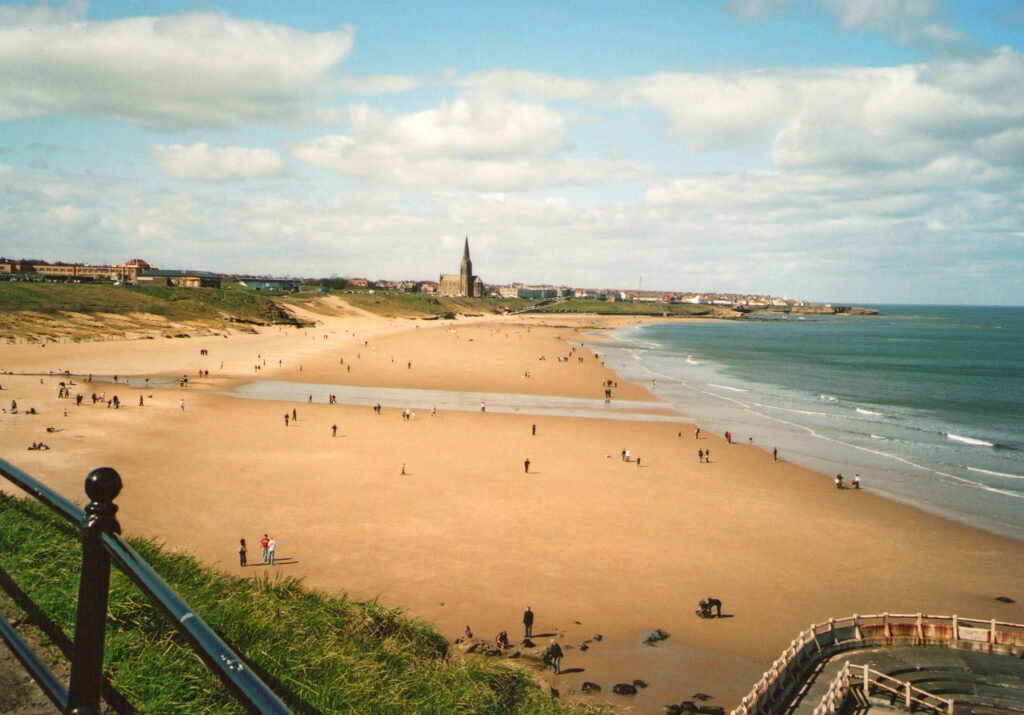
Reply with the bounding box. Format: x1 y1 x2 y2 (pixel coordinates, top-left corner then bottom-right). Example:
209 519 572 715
1 0 1022 304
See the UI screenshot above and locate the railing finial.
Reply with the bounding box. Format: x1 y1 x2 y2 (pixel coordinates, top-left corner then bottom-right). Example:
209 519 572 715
83 467 121 534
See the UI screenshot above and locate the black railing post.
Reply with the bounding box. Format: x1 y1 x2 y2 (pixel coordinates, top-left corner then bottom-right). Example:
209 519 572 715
66 467 122 715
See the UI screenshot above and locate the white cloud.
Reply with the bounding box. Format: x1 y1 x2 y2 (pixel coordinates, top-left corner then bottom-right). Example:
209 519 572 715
292 97 648 190
333 74 422 95
820 0 969 51
0 7 354 129
726 0 796 22
152 143 287 181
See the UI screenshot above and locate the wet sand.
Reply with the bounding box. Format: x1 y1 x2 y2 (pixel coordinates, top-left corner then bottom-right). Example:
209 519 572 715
2 306 1022 712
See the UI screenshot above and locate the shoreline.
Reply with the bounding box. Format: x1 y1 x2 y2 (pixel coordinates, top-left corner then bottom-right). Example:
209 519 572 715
2 307 1022 713
587 315 1024 544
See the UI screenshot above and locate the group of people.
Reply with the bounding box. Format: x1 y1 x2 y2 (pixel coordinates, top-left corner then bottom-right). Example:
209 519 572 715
463 607 566 674
238 534 277 566
835 473 861 489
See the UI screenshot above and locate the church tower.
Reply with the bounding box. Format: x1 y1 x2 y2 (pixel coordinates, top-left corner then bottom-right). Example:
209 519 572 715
460 237 474 297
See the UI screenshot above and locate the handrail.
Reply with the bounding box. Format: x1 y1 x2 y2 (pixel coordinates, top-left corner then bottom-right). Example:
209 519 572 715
812 661 955 715
0 459 292 714
731 612 1024 715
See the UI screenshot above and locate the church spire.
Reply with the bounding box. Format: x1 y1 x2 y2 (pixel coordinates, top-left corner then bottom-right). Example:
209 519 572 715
463 236 470 261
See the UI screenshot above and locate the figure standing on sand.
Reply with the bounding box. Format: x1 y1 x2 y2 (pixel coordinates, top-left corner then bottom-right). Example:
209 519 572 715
773 448 778 462
725 431 732 444
239 539 247 567
546 640 563 674
835 474 844 489
852 474 861 489
332 424 337 437
179 399 185 412
523 607 534 638
524 458 530 473
267 537 276 565
698 449 704 462
260 534 270 563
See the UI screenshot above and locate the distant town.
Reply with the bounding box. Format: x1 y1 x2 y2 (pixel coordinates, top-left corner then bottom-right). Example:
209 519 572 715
0 243 833 312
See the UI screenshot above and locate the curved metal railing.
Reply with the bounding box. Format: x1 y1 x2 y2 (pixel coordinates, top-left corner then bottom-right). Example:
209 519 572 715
0 457 291 714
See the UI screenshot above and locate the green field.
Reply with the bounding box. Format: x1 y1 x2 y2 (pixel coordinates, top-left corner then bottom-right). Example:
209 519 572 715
0 493 591 714
286 290 539 319
0 282 296 325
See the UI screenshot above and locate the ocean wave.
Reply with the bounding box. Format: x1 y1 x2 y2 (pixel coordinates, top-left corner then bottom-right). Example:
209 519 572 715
968 466 1024 480
946 433 996 447
856 408 883 416
709 383 747 393
870 434 888 440
686 356 700 365
819 394 838 402
752 402 827 417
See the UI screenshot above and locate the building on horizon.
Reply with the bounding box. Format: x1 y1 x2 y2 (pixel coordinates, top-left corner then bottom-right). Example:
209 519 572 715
438 238 483 297
0 258 153 283
136 269 221 289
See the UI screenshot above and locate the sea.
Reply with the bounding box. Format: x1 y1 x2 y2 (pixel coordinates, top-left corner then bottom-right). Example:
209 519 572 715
594 305 1024 541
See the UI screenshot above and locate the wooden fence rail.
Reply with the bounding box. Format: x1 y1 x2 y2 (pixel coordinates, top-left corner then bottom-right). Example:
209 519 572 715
811 661 955 715
731 613 1024 715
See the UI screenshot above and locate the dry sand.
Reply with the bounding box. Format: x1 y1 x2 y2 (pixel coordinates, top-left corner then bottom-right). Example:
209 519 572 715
2 305 1022 713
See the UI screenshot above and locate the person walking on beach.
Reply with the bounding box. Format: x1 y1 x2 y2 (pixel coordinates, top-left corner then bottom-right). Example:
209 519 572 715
267 537 276 565
238 539 247 567
292 408 297 421
284 413 289 426
773 447 778 462
260 534 270 563
523 607 534 638
547 640 563 674
705 449 710 462
524 458 530 473
331 424 337 437
636 457 641 468
835 474 844 489
695 427 700 439
179 398 185 412
725 431 732 444
698 449 704 463
852 474 861 489
532 424 536 436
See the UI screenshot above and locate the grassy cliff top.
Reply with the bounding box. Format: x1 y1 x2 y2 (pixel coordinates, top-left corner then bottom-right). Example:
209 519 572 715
0 492 591 714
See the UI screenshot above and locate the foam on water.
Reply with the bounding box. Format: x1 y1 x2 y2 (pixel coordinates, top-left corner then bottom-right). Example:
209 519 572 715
592 305 1024 540
946 433 995 447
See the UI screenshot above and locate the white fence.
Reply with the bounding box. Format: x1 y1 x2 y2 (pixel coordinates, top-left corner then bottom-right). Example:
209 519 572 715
812 661 955 714
730 613 1024 715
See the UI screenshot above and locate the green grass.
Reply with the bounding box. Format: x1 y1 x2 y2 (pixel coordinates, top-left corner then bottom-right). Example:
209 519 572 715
291 291 539 319
530 298 718 316
0 282 298 326
0 493 590 714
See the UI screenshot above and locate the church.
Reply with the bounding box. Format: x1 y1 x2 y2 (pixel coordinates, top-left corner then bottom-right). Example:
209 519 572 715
438 238 484 297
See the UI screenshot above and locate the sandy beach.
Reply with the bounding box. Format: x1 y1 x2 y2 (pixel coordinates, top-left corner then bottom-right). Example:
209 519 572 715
2 304 1023 713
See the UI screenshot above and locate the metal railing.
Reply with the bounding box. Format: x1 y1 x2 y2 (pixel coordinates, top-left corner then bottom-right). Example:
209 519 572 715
0 458 292 714
812 661 955 714
731 612 1024 715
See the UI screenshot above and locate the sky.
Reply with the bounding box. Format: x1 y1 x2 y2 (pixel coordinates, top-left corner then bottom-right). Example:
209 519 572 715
1 1 1023 305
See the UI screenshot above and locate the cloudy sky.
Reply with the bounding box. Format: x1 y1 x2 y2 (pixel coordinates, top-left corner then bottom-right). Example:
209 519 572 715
1 0 1023 304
